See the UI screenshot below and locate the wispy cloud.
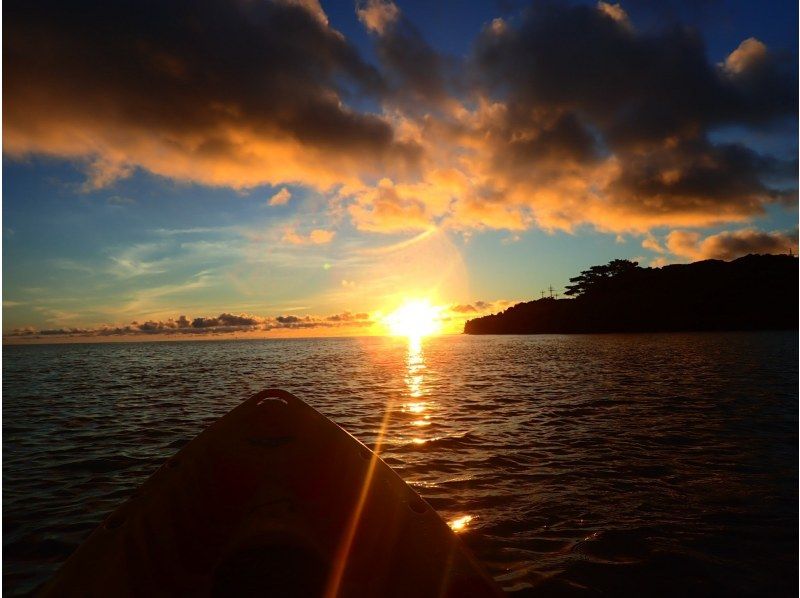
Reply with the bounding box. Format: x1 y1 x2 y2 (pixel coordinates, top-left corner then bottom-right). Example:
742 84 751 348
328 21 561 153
50 258 96 274
108 243 171 278
106 195 137 207
281 227 336 245
107 271 216 318
150 227 227 236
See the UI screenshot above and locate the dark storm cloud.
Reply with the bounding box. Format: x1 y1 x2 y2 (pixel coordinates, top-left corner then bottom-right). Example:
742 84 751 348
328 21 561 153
5 0 420 188
474 3 795 146
356 0 450 107
461 1 797 229
498 110 601 170
608 139 796 217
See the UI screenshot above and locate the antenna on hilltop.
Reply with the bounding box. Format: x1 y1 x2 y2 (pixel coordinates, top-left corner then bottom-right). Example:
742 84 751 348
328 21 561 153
548 285 555 298
540 290 546 299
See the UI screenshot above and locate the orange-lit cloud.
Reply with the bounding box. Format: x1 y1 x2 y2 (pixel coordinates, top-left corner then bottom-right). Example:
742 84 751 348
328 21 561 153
268 188 292 206
5 0 420 191
666 228 798 261
357 0 400 35
642 235 665 254
5 0 796 234
597 2 632 29
282 227 336 245
723 38 768 75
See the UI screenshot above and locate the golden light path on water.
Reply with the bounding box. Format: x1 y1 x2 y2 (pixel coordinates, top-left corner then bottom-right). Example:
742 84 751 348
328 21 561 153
325 307 473 596
400 323 474 534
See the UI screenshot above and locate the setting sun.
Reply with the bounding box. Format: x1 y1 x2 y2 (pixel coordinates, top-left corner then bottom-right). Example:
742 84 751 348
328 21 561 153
382 299 444 340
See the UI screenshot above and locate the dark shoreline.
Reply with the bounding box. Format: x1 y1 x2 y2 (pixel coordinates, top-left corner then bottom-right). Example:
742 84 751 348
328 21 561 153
465 254 798 335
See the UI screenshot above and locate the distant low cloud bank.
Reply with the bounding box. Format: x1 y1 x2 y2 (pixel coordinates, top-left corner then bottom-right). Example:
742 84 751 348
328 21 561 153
7 311 374 339
5 0 796 235
5 300 510 340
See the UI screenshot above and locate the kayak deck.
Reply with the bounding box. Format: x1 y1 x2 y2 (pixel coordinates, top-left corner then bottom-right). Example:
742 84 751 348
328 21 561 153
40 389 502 597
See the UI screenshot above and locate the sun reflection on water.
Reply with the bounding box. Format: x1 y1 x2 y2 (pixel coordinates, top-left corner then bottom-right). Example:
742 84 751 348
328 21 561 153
404 338 426 399
402 338 436 446
448 515 474 533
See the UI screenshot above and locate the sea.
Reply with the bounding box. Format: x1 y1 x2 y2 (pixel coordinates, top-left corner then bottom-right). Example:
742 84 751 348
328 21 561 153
3 332 798 596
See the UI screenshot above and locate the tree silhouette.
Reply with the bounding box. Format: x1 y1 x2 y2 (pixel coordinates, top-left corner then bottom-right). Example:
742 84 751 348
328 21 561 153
564 259 640 297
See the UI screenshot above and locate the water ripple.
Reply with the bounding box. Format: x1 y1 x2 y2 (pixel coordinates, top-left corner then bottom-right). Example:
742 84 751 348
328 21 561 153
3 332 798 596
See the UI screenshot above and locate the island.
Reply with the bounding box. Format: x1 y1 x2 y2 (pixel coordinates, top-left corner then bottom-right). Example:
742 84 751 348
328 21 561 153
464 254 798 334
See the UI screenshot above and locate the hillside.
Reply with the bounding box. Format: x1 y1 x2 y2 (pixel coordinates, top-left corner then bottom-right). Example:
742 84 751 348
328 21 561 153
464 254 798 334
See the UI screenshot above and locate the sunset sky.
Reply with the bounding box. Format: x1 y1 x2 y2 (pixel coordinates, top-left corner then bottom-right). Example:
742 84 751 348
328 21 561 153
3 0 798 340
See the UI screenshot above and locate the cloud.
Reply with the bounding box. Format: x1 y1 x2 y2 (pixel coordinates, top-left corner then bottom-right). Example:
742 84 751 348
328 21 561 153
356 0 400 35
650 256 669 267
277 0 329 26
6 309 377 339
6 0 420 190
723 38 768 75
106 195 137 207
346 2 796 235
346 178 432 233
309 229 336 244
465 2 797 232
282 227 336 244
450 304 477 313
666 228 798 260
357 0 449 107
190 313 259 328
642 234 665 254
5 301 522 339
596 2 632 29
268 188 292 206
108 243 171 278
325 311 370 321
4 0 797 237
448 300 509 314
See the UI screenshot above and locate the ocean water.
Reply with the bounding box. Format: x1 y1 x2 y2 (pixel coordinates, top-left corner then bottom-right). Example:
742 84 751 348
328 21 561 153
3 332 798 596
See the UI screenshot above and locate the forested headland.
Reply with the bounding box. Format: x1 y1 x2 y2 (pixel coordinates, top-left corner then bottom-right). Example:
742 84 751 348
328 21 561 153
464 254 798 334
